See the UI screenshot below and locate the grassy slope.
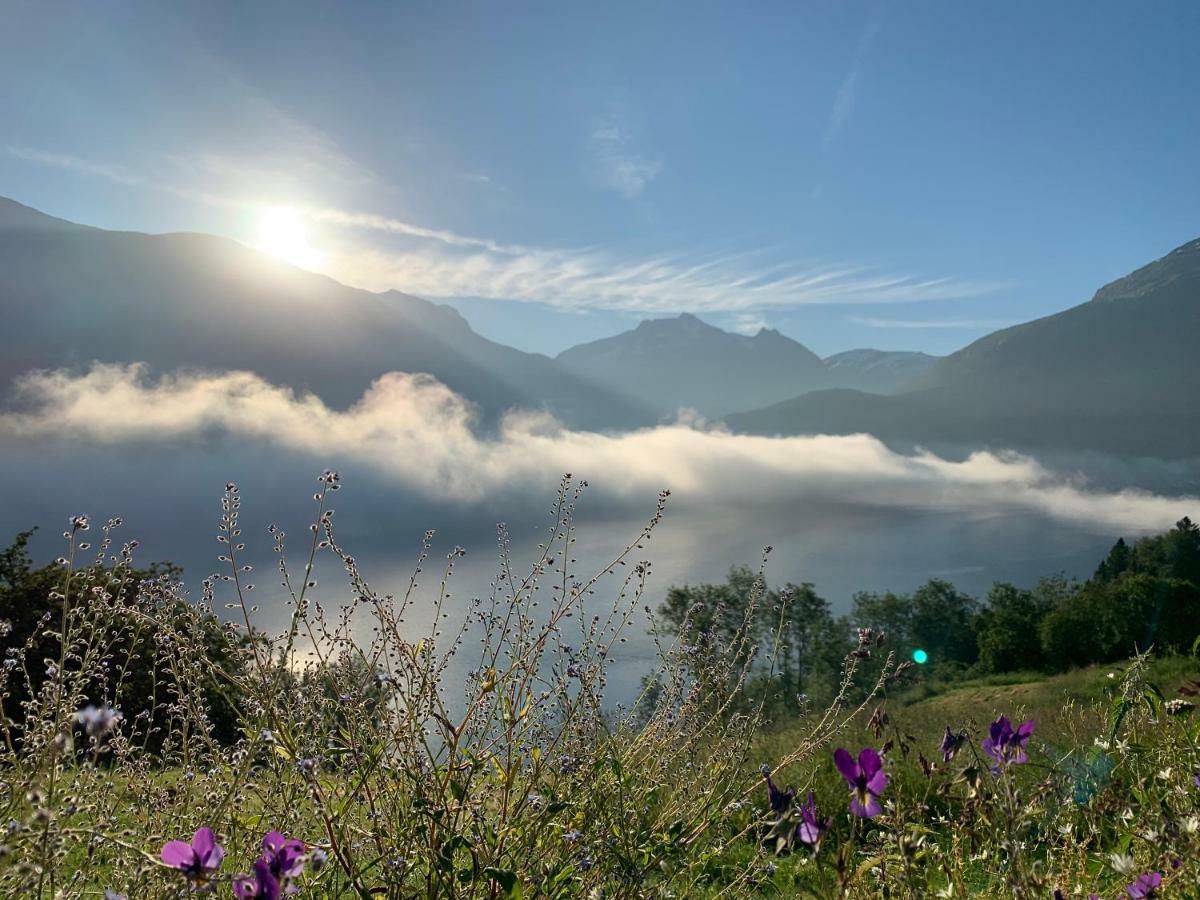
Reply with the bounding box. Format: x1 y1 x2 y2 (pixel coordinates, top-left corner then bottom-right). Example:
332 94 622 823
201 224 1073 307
714 656 1200 896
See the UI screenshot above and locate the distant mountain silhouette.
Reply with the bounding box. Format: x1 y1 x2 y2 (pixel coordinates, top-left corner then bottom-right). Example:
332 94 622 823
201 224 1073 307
556 314 826 417
6 196 1197 456
0 197 652 430
727 238 1200 457
821 348 938 394
556 315 932 417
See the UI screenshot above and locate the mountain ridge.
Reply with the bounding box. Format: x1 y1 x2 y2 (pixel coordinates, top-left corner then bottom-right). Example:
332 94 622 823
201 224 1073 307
0 197 653 430
727 235 1200 457
555 313 935 416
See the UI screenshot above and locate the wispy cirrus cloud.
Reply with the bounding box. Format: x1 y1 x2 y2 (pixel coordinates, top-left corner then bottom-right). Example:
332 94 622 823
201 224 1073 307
850 316 1021 330
824 18 882 148
328 242 1000 314
6 142 1001 314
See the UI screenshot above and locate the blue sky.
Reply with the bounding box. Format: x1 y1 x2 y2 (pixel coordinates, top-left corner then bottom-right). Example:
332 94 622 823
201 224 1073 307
3 1 1198 356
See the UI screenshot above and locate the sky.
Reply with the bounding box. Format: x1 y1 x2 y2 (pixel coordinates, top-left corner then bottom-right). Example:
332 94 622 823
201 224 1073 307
3 1 1199 356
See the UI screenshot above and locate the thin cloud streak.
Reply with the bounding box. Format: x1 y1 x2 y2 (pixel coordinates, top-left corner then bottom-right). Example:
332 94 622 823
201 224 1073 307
2 364 1192 535
851 316 1021 329
823 18 881 148
6 143 1001 314
329 246 1002 314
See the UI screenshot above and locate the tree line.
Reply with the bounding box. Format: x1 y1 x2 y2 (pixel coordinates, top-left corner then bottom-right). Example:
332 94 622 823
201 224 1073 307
656 517 1200 705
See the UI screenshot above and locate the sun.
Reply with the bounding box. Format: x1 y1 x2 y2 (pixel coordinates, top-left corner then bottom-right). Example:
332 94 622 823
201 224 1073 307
254 206 324 270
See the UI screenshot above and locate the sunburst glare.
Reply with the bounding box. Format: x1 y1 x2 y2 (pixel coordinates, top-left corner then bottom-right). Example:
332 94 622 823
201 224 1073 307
254 206 324 270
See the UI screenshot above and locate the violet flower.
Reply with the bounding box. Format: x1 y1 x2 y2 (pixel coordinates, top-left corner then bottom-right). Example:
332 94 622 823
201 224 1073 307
939 725 967 763
833 747 888 818
261 831 307 882
981 716 1035 771
760 763 795 815
795 791 831 849
160 827 225 882
1127 872 1162 898
234 858 281 900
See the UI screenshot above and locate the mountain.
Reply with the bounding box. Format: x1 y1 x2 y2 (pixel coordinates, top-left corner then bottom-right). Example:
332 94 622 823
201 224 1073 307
556 314 928 418
727 238 1200 457
0 197 652 430
820 348 938 394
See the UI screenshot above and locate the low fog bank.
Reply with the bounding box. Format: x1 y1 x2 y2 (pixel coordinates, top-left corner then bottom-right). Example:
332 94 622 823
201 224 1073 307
2 364 1197 636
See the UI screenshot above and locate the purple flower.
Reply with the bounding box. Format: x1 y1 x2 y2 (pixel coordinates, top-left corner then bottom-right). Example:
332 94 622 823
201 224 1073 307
795 791 831 849
833 747 888 818
234 858 281 900
760 764 795 815
981 716 1035 771
939 725 967 763
1127 872 1162 898
160 827 225 881
261 831 306 881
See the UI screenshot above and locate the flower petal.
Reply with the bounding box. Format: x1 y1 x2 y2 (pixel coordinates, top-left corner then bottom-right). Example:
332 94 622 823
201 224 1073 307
195 827 225 870
262 831 287 853
850 794 882 818
833 748 858 784
161 841 194 869
858 747 882 777
866 769 888 796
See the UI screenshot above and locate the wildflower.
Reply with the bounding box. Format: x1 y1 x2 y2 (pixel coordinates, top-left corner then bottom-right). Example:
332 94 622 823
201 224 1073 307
1126 872 1162 898
104 890 126 900
234 858 280 900
564 829 583 845
261 831 307 881
1194 771 1200 790
939 725 968 763
981 716 1034 771
760 764 795 815
75 704 122 739
1110 852 1136 875
308 848 328 872
795 792 831 849
161 827 225 882
833 747 888 818
1164 698 1194 715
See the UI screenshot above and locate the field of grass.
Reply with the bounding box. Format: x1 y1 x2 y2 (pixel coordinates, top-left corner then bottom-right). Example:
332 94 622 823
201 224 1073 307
3 495 1198 898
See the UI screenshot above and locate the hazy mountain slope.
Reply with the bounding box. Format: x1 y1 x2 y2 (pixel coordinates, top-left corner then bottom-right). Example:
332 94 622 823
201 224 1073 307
0 197 651 430
906 238 1200 414
726 238 1200 457
557 314 830 417
820 348 938 394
